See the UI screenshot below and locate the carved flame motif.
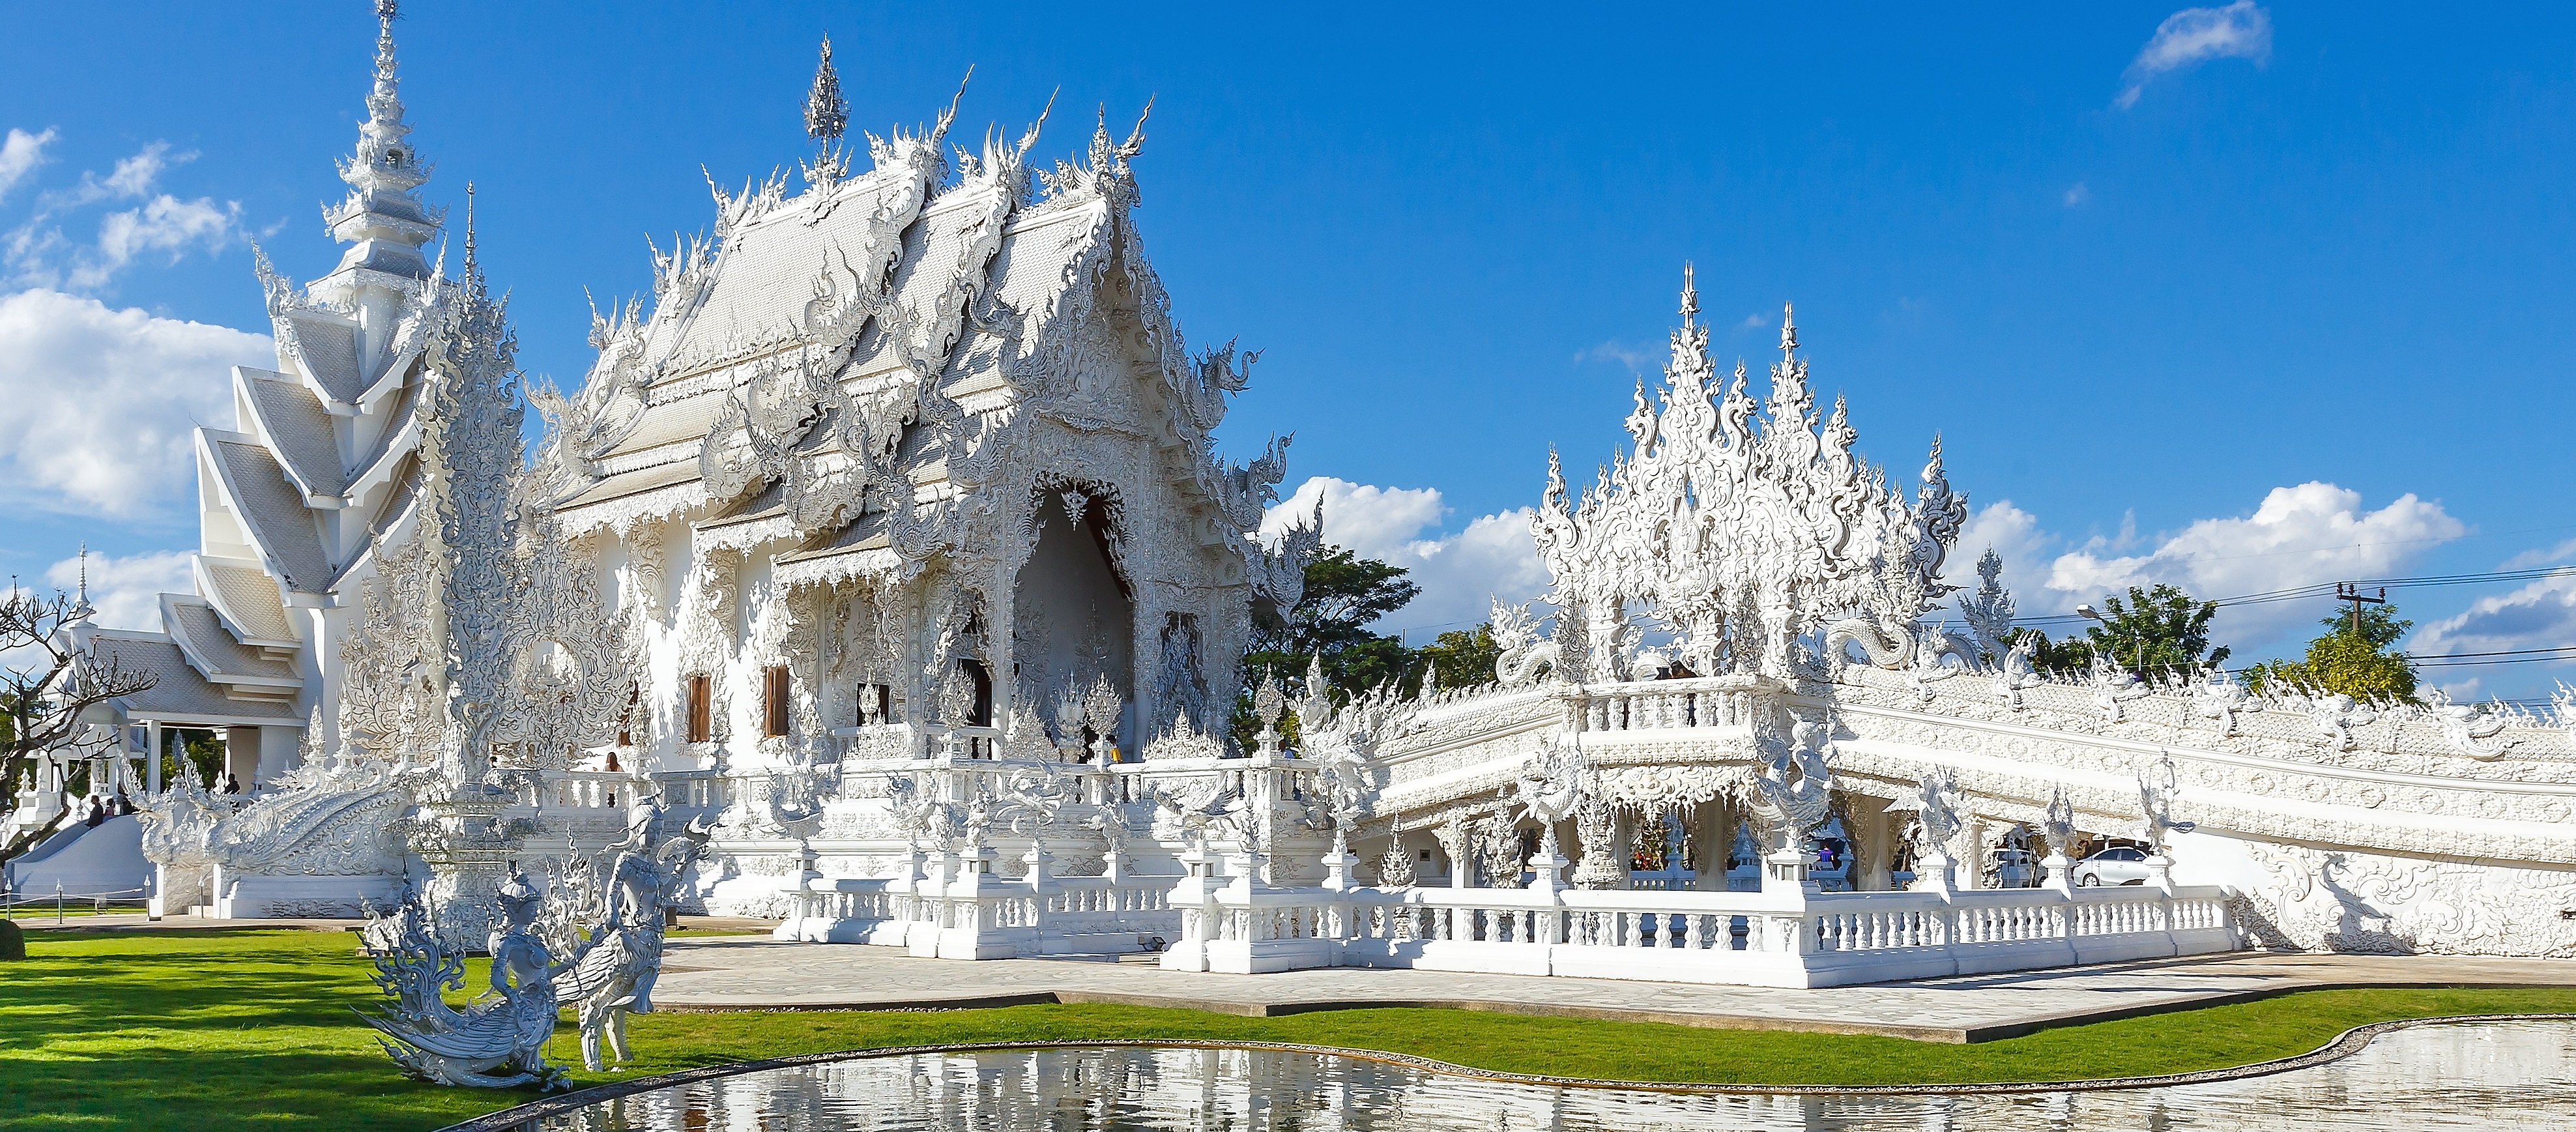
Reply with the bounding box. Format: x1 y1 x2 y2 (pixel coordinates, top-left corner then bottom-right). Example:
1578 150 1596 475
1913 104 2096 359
1533 273 1965 680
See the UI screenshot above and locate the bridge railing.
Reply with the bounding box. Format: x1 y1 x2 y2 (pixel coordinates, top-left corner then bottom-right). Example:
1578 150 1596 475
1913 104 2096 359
771 853 1181 956
768 846 2240 988
1158 868 2240 986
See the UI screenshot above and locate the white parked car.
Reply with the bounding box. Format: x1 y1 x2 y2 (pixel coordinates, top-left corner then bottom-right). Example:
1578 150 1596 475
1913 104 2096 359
2070 846 2158 886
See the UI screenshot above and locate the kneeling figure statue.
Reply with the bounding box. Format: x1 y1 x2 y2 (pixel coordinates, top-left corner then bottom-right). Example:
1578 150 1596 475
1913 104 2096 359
360 870 594 1090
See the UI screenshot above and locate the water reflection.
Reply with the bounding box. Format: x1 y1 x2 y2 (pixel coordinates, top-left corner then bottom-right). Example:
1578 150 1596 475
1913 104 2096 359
509 1021 2576 1131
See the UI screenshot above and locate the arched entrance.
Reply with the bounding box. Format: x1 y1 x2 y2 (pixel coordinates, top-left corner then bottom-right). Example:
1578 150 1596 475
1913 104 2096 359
1011 489 1135 757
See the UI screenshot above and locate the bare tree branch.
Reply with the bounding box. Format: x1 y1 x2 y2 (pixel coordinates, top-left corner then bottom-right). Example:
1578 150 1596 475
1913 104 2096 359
1 586 158 869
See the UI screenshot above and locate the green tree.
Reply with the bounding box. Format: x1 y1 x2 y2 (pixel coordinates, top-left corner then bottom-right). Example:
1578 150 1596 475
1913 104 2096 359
1414 624 1503 693
2246 604 2419 703
2012 584 2232 679
1234 545 1422 752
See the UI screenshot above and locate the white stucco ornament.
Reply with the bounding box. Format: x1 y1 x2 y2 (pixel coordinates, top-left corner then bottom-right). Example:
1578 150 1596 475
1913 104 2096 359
361 870 583 1090
1747 717 1836 850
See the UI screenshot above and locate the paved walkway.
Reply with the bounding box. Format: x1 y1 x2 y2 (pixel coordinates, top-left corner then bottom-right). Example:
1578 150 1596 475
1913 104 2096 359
653 938 2576 1043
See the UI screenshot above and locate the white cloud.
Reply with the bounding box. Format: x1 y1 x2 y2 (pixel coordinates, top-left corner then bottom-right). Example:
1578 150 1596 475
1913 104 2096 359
78 196 241 289
1945 500 2053 600
1574 340 1655 373
2063 182 2091 207
1264 477 1444 558
2117 1 2272 109
100 143 172 199
2501 538 2576 571
1263 476 1552 640
42 549 193 632
4 140 242 291
0 128 56 204
0 289 268 517
2411 575 2576 680
1944 483 2463 653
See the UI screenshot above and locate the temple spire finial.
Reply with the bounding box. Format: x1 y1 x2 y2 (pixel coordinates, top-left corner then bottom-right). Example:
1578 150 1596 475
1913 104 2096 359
321 0 435 278
70 542 94 623
459 181 484 298
1778 302 1799 356
1679 262 1698 330
805 35 848 143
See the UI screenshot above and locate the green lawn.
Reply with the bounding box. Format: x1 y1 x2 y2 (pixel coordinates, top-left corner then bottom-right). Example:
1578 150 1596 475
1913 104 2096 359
4 927 2572 1132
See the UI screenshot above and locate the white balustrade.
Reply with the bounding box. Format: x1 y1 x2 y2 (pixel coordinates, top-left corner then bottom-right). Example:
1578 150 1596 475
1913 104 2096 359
775 867 1181 956
1568 676 1770 736
1163 877 2238 987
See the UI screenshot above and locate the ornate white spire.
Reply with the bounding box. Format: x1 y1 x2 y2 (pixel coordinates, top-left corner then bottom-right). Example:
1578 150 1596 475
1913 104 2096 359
68 542 94 624
804 36 848 143
1533 285 1967 679
1778 302 1798 356
323 0 438 278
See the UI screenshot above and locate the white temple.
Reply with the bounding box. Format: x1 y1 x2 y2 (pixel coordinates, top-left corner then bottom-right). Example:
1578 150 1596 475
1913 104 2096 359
24 6 2576 975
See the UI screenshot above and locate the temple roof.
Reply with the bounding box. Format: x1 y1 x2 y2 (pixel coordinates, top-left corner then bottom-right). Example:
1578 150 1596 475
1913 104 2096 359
84 631 303 727
163 597 300 686
238 368 342 496
196 557 299 646
205 435 336 592
552 124 1110 536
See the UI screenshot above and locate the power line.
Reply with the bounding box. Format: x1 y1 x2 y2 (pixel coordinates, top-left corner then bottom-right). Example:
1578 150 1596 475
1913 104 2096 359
2401 644 2576 661
2011 564 2576 627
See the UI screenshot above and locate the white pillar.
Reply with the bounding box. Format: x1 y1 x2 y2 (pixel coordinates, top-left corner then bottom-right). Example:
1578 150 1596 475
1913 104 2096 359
1692 799 1724 890
146 721 163 796
1863 796 1900 892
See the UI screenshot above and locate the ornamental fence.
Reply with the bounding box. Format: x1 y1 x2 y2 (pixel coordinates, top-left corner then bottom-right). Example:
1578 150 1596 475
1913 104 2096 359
774 849 2238 987
774 852 1181 959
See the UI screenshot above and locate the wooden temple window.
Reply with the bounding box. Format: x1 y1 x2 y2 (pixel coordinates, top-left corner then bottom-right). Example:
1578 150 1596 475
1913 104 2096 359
960 660 993 727
762 665 791 738
685 674 712 744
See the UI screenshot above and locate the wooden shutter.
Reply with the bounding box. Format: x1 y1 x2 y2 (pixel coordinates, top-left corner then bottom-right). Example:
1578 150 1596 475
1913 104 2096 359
686 674 712 744
763 666 790 738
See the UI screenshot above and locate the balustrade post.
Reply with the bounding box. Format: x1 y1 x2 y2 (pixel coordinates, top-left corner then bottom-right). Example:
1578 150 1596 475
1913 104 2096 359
1526 845 1570 895
1159 845 1224 972
2143 854 2177 897
2039 847 2076 895
1320 841 1361 893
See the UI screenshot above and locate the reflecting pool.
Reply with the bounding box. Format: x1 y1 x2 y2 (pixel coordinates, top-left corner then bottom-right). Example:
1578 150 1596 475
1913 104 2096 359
497 1021 2576 1131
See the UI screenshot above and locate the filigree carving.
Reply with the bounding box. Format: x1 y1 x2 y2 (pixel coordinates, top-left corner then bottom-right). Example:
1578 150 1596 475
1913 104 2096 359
1533 278 1963 680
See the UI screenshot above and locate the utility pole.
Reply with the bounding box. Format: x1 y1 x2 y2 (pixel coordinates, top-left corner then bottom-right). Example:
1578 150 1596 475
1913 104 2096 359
2335 583 2386 635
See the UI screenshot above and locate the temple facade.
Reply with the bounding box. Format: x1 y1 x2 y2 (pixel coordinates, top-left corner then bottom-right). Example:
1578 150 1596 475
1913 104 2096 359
36 5 2573 971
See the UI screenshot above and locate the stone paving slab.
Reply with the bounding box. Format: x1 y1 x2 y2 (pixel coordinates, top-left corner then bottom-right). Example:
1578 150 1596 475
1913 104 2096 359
652 938 2576 1043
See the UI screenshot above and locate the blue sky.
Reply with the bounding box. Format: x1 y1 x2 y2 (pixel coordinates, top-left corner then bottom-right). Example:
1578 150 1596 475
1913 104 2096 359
2 2 2569 700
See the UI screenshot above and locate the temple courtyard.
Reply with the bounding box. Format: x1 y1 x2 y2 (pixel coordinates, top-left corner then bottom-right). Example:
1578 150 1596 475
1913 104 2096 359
5 918 2573 1131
